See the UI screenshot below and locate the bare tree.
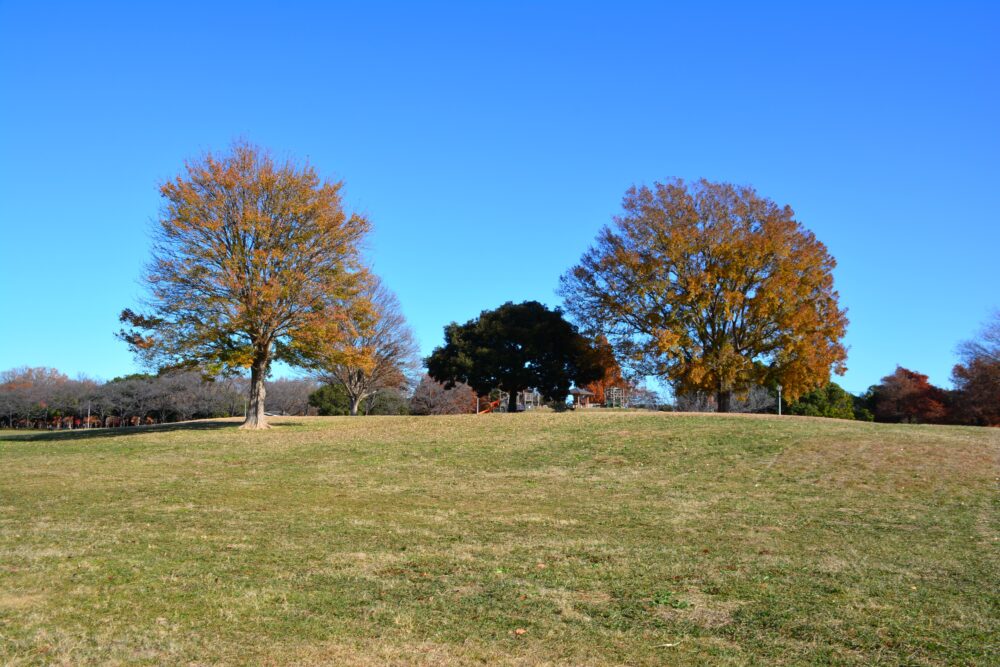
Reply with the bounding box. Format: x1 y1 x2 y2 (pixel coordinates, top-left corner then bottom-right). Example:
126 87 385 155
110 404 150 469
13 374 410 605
409 376 477 415
731 385 777 413
314 277 420 415
363 387 410 415
674 391 716 412
674 384 775 413
0 367 71 427
265 378 319 415
952 310 1000 426
0 366 249 429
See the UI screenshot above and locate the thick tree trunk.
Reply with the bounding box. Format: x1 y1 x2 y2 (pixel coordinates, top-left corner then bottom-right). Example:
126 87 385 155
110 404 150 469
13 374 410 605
507 390 519 413
242 357 270 429
716 390 733 413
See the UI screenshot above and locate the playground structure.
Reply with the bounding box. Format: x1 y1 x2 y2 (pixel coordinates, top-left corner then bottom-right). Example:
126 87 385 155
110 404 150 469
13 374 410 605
476 387 632 412
569 387 595 407
606 386 627 408
477 389 544 414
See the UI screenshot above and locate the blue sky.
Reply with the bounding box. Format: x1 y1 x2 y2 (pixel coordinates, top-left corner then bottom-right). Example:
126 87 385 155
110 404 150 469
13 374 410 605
1 1 997 394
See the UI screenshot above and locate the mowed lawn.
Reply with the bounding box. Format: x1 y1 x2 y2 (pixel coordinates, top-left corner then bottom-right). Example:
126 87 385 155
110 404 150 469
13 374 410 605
1 413 997 666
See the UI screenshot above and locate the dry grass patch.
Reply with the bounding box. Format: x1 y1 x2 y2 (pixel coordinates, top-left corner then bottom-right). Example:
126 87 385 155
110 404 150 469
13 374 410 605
1 412 997 665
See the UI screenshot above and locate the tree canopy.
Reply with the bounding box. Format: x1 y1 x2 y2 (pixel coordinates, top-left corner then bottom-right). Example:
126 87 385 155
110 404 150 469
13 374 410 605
559 179 848 411
426 301 603 412
870 366 948 424
409 376 478 415
788 382 857 420
307 383 352 416
581 335 629 406
951 310 1000 426
119 142 370 428
310 276 419 415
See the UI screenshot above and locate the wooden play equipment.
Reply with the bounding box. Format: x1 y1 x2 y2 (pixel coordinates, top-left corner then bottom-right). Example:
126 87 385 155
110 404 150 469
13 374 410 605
606 386 627 408
569 387 595 408
477 389 544 414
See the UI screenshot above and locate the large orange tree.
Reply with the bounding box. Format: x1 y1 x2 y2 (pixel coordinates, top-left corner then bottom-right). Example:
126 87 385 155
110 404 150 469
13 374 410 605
559 179 848 412
119 142 370 429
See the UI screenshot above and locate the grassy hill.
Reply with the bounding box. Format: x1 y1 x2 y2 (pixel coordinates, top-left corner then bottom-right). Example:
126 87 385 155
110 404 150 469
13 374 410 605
1 413 997 665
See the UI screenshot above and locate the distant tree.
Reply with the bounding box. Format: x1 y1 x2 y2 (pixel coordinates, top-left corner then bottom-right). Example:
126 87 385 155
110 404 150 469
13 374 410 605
788 382 856 419
0 367 71 427
870 367 948 424
409 376 477 415
672 385 775 413
101 374 159 424
308 383 351 416
364 388 410 415
674 390 716 412
311 277 420 415
264 378 319 416
951 310 1000 426
560 179 848 412
427 301 603 413
150 372 197 422
582 335 629 406
731 385 777 413
626 385 664 410
118 142 371 429
0 367 250 429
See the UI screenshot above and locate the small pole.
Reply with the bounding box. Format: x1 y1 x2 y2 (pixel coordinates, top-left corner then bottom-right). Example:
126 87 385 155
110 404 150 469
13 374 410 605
777 384 782 416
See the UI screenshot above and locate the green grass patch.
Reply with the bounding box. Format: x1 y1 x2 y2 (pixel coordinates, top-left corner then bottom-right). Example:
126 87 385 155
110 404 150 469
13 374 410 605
1 413 997 665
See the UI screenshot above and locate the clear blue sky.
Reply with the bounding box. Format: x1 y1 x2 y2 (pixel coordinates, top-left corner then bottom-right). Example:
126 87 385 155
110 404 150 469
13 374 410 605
1 1 997 394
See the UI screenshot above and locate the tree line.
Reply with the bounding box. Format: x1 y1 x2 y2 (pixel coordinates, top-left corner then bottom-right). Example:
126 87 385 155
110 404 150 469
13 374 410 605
0 368 245 429
13 141 988 429
769 310 998 425
0 368 579 428
4 308 994 428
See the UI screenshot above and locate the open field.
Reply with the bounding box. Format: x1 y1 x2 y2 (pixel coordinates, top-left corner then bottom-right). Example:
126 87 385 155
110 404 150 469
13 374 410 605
1 413 997 665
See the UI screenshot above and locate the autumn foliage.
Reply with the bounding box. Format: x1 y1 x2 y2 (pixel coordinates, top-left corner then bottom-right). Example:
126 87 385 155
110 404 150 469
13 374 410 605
869 367 949 424
310 276 420 416
560 179 848 411
119 142 371 429
582 335 629 406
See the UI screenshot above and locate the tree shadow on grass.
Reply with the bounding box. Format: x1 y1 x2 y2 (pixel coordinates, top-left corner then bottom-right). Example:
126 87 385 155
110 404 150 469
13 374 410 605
0 419 240 443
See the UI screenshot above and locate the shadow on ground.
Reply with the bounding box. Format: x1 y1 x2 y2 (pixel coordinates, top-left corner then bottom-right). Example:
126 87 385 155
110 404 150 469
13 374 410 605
0 419 243 443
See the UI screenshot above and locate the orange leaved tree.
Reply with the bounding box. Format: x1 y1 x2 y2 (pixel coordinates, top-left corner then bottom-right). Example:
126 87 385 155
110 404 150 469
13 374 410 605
310 275 421 416
119 142 370 429
559 179 848 411
583 335 629 406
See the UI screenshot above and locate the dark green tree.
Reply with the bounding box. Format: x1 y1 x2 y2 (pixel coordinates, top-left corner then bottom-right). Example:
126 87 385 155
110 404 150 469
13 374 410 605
426 301 603 412
788 382 856 420
307 383 351 416
364 388 410 415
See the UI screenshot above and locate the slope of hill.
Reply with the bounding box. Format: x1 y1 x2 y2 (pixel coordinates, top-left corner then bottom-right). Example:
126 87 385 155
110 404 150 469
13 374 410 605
1 413 997 665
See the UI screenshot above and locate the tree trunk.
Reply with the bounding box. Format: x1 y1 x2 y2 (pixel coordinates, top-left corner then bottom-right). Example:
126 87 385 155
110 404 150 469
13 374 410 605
507 390 519 413
716 390 733 413
349 394 363 416
242 357 270 429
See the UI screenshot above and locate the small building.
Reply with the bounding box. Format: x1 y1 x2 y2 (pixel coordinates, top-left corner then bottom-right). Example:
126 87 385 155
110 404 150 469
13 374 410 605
569 387 595 408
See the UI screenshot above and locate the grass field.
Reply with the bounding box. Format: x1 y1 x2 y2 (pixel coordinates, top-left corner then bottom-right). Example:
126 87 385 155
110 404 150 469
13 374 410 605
1 412 997 665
